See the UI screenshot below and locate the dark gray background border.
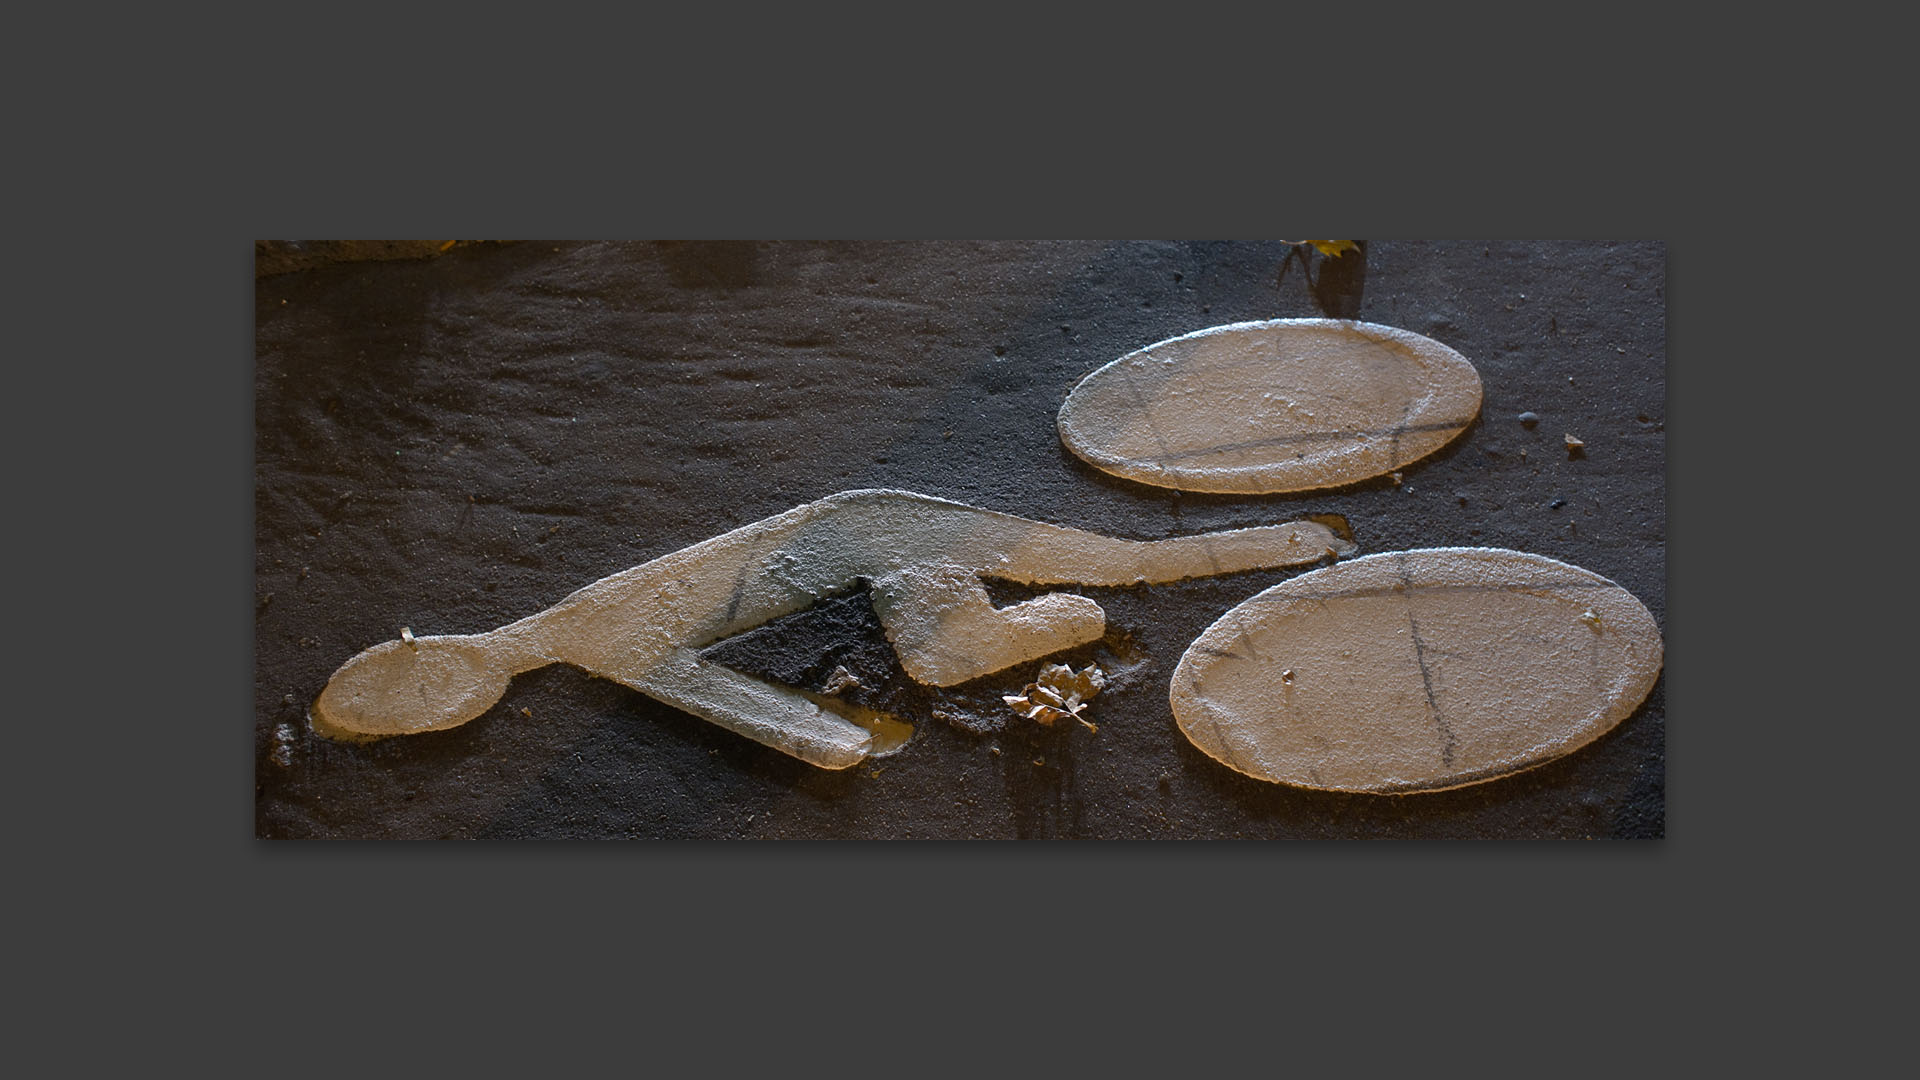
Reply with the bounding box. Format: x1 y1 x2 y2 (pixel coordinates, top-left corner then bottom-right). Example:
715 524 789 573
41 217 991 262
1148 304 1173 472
29 21 1822 1065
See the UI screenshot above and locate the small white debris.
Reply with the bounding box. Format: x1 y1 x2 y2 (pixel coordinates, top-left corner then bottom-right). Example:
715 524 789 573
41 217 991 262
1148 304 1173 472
1565 433 1585 451
820 665 861 695
271 723 296 768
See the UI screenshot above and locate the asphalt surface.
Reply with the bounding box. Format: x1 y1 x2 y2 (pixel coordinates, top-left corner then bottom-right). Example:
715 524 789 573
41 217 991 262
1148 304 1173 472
254 240 1665 838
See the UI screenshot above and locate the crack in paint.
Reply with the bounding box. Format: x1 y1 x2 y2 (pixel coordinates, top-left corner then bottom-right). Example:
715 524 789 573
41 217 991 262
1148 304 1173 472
1398 553 1456 767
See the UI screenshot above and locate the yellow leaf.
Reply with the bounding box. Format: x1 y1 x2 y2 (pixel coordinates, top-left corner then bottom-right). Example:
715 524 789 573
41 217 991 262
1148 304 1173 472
1310 241 1359 259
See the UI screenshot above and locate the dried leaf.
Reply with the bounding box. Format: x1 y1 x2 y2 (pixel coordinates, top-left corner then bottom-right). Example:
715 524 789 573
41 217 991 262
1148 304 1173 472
1004 662 1107 730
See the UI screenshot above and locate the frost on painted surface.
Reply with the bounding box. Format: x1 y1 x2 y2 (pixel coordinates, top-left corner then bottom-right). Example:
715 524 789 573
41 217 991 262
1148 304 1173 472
1057 319 1483 495
312 490 1357 770
1169 548 1664 794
